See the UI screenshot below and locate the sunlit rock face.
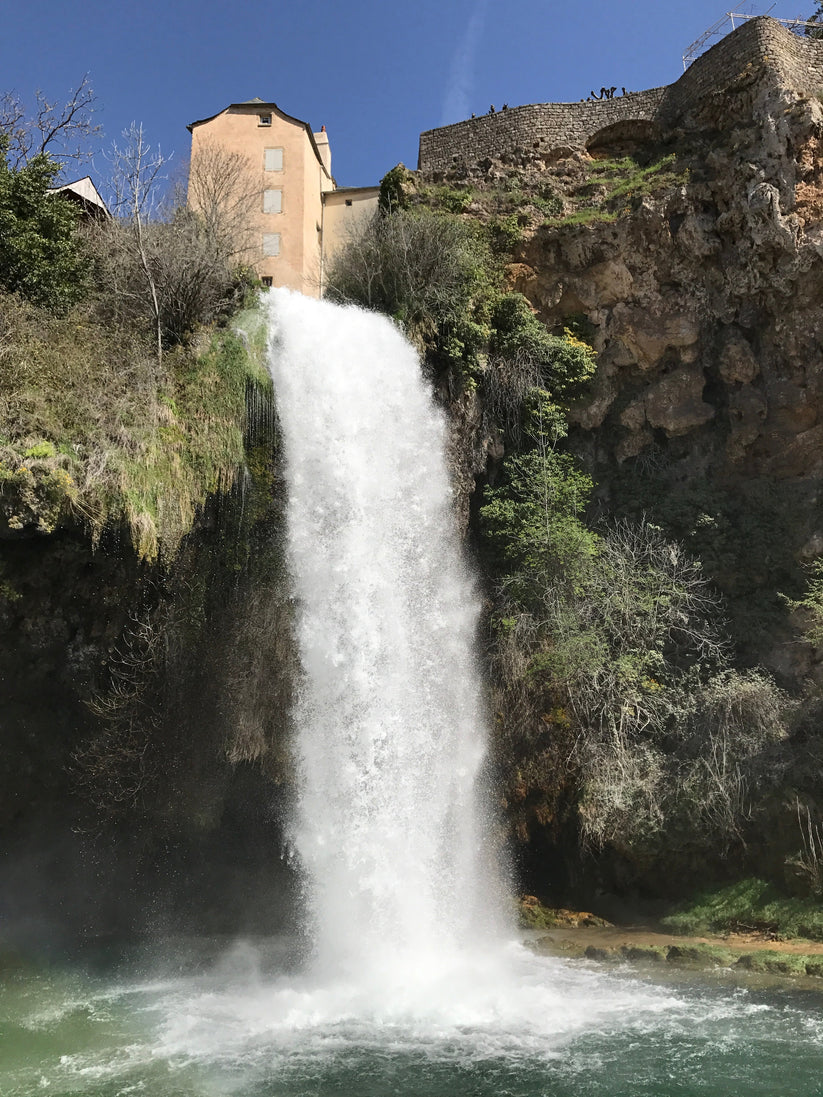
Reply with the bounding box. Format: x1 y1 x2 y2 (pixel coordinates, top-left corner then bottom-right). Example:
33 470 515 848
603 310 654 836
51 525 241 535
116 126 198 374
416 22 823 685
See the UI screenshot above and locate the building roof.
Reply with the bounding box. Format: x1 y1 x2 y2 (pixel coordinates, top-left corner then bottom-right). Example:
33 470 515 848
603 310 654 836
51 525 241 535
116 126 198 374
187 101 334 184
47 176 111 219
326 185 380 196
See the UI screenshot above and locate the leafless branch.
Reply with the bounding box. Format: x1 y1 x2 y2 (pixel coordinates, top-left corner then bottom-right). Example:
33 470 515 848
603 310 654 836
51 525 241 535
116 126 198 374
0 74 100 171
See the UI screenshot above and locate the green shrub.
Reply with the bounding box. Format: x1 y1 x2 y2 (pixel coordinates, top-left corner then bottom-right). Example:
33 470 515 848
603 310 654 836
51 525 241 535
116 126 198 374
429 185 474 213
378 163 415 212
0 139 90 311
486 213 523 254
489 294 596 400
23 440 56 459
325 206 489 334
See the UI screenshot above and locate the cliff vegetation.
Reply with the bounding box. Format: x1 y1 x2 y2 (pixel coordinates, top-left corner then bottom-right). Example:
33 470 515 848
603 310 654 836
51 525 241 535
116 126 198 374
0 102 295 942
328 47 823 909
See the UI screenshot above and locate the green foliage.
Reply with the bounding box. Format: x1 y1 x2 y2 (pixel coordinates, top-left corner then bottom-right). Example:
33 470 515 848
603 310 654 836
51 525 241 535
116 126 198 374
543 153 686 229
0 561 21 603
661 878 823 941
333 171 598 395
483 450 789 860
489 294 597 401
784 558 823 647
23 440 56 459
378 163 415 212
486 212 523 254
424 184 475 213
0 288 272 558
480 447 596 604
0 139 89 311
530 185 563 217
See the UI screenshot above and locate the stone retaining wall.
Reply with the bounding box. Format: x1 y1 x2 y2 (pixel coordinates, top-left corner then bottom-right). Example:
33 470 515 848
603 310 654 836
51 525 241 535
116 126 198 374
417 17 823 173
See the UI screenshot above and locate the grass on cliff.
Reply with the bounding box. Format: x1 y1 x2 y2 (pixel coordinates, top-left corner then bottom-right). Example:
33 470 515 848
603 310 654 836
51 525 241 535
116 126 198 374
0 289 272 560
542 152 687 228
661 878 823 942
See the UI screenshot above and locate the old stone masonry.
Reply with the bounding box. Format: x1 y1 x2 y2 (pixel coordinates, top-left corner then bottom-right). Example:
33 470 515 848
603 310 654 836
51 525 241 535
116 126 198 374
417 17 823 172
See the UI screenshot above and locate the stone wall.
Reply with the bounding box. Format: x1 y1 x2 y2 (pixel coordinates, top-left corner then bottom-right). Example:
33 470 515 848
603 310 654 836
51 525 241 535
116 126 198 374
417 17 823 173
418 89 667 173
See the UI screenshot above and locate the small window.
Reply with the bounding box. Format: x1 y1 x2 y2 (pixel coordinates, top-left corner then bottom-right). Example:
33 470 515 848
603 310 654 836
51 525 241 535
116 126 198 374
263 188 283 214
259 114 272 126
262 233 281 257
261 277 273 287
264 147 283 172
345 198 353 207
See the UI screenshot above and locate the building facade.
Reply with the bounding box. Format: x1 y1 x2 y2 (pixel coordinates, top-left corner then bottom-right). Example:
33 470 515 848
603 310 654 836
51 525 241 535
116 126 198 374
187 99 378 297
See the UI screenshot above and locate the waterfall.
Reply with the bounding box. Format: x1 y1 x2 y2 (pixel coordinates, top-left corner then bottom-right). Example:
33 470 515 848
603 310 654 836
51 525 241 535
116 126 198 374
265 288 505 985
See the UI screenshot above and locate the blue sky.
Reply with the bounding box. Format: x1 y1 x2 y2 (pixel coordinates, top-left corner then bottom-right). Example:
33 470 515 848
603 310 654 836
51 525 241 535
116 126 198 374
0 1 815 189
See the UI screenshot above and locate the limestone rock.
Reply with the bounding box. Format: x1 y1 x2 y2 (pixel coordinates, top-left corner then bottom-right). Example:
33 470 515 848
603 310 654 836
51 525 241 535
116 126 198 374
727 385 767 460
611 305 701 371
643 366 715 436
719 334 759 384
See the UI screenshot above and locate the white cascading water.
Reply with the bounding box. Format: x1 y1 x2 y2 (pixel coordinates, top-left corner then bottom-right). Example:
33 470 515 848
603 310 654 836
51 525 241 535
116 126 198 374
146 291 694 1067
265 287 504 988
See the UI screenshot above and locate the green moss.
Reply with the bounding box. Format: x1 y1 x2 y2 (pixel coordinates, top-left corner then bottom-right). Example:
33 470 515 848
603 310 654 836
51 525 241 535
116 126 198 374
621 945 666 963
665 943 737 967
518 899 560 929
734 951 812 975
661 878 823 942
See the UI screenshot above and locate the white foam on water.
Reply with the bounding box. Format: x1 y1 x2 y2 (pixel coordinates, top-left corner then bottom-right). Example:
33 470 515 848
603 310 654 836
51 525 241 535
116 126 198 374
149 943 690 1066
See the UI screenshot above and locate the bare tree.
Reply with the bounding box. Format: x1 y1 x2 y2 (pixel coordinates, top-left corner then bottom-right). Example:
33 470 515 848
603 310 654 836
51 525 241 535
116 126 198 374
107 122 169 367
185 139 258 263
0 73 100 171
324 207 486 331
90 126 252 353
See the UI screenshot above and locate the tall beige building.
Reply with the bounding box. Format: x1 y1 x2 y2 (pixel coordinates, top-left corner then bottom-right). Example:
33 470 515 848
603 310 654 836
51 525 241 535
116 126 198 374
187 99 378 297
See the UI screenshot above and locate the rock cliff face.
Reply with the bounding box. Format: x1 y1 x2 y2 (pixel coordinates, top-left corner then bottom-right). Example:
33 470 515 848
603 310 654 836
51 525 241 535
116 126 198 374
0 424 298 945
424 23 823 682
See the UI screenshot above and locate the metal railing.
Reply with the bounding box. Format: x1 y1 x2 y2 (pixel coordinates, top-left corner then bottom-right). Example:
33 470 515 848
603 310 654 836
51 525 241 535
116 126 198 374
683 10 821 70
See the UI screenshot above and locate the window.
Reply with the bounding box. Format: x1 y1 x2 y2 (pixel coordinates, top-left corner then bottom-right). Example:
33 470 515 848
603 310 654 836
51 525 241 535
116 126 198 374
261 277 273 287
264 148 283 172
345 198 353 207
262 233 281 257
259 114 272 126
263 188 283 214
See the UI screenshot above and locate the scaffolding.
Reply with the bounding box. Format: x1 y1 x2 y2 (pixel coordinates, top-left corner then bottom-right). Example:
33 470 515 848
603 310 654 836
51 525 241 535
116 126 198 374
683 10 821 70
